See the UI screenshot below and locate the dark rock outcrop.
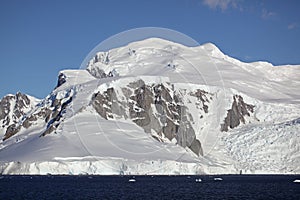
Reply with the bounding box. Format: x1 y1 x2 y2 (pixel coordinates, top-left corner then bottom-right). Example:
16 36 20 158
87 68 107 79
40 95 73 137
221 95 255 131
2 89 73 140
91 79 203 156
0 93 31 124
190 89 211 114
86 52 110 78
92 52 110 65
189 138 203 156
3 124 21 141
92 88 116 119
1 92 35 140
0 95 14 127
56 73 67 88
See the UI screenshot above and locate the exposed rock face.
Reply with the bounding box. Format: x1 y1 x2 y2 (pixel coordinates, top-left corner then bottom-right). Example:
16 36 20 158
189 89 211 114
87 68 107 79
87 67 119 79
92 88 119 119
221 95 255 132
86 52 112 79
128 80 154 129
0 95 14 127
91 79 203 156
40 95 73 137
93 52 110 65
3 124 21 141
2 90 73 141
0 93 30 125
22 107 51 129
0 93 36 139
56 73 67 88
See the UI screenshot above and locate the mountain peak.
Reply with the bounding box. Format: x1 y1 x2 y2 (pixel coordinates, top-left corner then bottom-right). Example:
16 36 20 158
126 37 192 48
201 42 225 58
202 42 219 49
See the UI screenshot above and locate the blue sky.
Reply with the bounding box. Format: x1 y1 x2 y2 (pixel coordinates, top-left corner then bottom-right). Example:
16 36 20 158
0 0 299 99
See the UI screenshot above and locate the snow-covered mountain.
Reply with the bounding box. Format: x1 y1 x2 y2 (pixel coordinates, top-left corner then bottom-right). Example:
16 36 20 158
0 38 299 175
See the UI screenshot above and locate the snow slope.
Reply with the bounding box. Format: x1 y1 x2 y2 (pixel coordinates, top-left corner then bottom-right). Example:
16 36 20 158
0 38 299 175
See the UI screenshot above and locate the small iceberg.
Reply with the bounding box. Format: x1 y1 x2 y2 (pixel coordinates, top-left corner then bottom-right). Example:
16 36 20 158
128 178 136 182
293 179 300 183
214 177 223 181
195 178 202 182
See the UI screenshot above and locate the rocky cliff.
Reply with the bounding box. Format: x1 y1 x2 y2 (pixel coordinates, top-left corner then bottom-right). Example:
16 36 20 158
0 93 39 139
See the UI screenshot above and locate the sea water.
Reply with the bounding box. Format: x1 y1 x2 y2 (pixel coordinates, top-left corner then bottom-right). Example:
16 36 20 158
0 175 299 199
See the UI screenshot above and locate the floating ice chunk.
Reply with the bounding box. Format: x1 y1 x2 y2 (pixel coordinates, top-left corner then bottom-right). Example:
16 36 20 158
214 177 223 181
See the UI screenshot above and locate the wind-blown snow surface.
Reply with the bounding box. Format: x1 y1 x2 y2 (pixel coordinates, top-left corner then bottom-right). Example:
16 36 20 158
0 38 299 175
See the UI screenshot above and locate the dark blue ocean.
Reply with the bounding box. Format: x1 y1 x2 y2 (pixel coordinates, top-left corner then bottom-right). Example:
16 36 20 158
0 175 299 199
